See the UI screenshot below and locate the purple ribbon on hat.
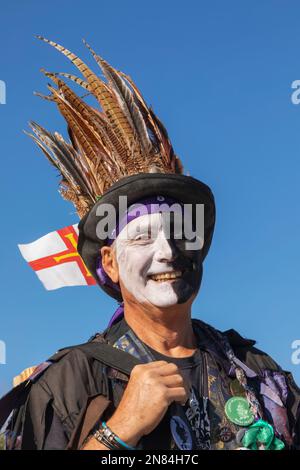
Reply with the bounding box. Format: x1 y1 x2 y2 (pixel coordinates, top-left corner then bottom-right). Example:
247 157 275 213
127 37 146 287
95 195 183 326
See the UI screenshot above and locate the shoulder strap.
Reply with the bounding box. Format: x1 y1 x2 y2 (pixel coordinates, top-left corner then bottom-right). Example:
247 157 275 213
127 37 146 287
0 340 142 432
67 394 112 450
49 340 143 376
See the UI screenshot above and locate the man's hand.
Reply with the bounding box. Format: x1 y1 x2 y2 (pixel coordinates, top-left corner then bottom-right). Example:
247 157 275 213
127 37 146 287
81 360 188 450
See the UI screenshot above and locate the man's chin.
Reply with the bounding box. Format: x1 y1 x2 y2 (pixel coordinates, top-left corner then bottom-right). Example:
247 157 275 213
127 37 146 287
142 283 197 308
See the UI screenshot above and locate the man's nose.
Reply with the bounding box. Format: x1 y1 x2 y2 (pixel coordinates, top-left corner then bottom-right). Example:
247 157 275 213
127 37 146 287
152 231 177 263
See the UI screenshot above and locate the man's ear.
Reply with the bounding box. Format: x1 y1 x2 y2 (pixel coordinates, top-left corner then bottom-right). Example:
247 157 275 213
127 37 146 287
100 246 119 283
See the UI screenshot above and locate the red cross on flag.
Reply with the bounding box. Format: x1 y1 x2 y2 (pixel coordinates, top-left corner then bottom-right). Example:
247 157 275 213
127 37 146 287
18 224 96 290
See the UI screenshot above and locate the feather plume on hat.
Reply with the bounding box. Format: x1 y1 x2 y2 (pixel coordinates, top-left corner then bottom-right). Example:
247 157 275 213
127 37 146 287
26 37 184 218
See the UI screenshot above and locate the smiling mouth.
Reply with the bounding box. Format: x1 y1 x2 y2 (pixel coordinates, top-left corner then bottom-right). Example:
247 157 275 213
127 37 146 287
148 270 183 282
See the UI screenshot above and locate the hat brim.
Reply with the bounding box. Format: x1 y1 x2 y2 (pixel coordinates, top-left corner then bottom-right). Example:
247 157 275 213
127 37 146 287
78 173 216 301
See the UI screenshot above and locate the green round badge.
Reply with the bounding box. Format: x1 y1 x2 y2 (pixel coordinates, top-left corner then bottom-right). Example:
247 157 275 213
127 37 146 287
225 397 254 426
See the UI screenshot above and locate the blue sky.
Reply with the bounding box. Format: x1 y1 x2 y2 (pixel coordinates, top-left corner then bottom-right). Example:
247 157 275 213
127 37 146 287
0 0 300 396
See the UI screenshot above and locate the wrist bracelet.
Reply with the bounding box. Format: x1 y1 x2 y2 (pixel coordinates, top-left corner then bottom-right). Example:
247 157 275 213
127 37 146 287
93 428 120 450
92 422 137 450
102 422 137 450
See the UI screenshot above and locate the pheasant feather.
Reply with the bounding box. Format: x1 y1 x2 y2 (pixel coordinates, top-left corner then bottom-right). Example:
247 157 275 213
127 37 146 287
28 37 184 217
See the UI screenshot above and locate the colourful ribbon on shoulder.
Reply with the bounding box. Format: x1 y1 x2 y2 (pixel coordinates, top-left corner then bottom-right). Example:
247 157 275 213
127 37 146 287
242 419 285 450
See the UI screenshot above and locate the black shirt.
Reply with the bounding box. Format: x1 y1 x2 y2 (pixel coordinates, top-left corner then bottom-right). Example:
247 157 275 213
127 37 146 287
139 343 209 450
144 342 203 390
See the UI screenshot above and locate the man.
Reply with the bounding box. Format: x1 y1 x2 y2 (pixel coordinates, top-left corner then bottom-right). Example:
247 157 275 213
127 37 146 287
1 37 300 450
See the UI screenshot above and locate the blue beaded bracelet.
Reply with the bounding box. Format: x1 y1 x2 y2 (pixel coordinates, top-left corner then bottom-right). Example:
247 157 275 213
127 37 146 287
102 421 137 450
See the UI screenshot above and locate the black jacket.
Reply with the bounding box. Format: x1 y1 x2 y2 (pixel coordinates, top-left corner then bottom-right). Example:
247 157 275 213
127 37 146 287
3 318 300 450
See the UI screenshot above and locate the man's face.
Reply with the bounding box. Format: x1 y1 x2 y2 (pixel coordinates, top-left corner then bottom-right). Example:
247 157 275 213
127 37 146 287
113 212 203 307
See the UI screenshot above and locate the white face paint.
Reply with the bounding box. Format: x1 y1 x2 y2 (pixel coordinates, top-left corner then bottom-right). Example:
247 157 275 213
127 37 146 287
113 212 202 307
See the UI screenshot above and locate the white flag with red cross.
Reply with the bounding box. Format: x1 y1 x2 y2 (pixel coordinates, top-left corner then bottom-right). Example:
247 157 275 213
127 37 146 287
18 224 96 290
